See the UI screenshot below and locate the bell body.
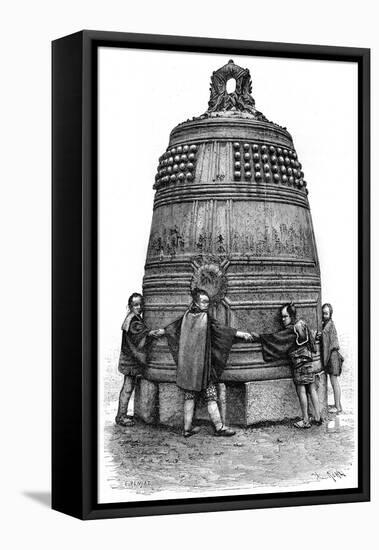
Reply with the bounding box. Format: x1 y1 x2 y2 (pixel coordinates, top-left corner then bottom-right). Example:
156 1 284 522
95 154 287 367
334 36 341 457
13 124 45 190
143 115 321 384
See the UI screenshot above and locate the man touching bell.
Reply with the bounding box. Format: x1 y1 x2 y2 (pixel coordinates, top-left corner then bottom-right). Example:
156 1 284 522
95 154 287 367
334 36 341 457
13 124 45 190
161 288 252 437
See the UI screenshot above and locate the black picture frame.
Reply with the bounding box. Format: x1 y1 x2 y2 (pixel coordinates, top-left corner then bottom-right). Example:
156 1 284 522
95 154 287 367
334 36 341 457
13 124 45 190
52 30 370 520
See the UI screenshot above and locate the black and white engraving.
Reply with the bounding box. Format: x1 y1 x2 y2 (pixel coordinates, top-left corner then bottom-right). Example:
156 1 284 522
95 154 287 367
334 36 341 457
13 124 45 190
99 55 357 503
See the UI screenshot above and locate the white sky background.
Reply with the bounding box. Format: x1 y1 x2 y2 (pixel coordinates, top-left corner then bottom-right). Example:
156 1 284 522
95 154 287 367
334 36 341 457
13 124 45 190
99 47 358 356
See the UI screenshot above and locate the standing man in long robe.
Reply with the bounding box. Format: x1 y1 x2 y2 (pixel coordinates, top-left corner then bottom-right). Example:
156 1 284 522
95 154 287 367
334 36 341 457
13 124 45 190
115 292 161 426
318 303 344 414
161 288 253 437
251 302 322 429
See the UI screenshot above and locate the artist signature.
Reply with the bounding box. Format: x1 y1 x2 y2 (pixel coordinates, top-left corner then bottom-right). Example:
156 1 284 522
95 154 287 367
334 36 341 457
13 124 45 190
125 480 152 489
312 470 346 482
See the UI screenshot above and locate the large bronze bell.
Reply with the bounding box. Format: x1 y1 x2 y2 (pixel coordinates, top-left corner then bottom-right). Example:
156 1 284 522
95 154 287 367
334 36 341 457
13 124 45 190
136 59 326 426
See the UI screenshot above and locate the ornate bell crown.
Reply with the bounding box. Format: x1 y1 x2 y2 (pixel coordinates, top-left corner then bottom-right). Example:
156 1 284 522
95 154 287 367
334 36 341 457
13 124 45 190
204 59 267 121
153 60 307 194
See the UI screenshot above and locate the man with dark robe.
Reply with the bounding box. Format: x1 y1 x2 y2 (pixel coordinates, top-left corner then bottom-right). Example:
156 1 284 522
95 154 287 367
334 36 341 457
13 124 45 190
163 288 253 437
318 303 344 414
115 292 161 426
251 302 321 429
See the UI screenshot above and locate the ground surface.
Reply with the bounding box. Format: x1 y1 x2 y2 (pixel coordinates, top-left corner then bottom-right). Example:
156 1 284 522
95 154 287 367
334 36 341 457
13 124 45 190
102 337 356 499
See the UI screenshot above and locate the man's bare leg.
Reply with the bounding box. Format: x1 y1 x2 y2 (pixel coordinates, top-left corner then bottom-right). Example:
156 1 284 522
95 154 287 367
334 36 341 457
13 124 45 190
330 374 342 412
217 383 227 426
115 375 135 425
183 395 200 437
208 400 236 436
207 400 223 431
294 384 311 428
308 382 321 422
184 398 195 431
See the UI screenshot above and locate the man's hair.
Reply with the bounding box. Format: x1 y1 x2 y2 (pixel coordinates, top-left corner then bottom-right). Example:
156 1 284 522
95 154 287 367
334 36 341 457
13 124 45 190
281 302 297 322
128 292 144 309
191 287 210 304
322 303 333 316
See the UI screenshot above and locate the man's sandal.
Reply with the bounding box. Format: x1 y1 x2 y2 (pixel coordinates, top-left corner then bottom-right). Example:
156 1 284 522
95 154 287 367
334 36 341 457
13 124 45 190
214 426 236 437
183 426 201 438
311 417 323 426
115 416 135 427
293 420 311 429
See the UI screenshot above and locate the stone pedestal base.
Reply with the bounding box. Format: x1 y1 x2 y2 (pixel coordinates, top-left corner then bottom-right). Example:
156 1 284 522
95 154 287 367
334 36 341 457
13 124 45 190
226 374 327 426
311 373 328 418
134 375 327 427
134 378 158 424
158 383 184 426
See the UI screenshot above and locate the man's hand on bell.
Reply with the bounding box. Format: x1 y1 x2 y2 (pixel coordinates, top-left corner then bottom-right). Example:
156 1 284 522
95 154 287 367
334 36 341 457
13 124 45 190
238 331 253 342
149 328 165 337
